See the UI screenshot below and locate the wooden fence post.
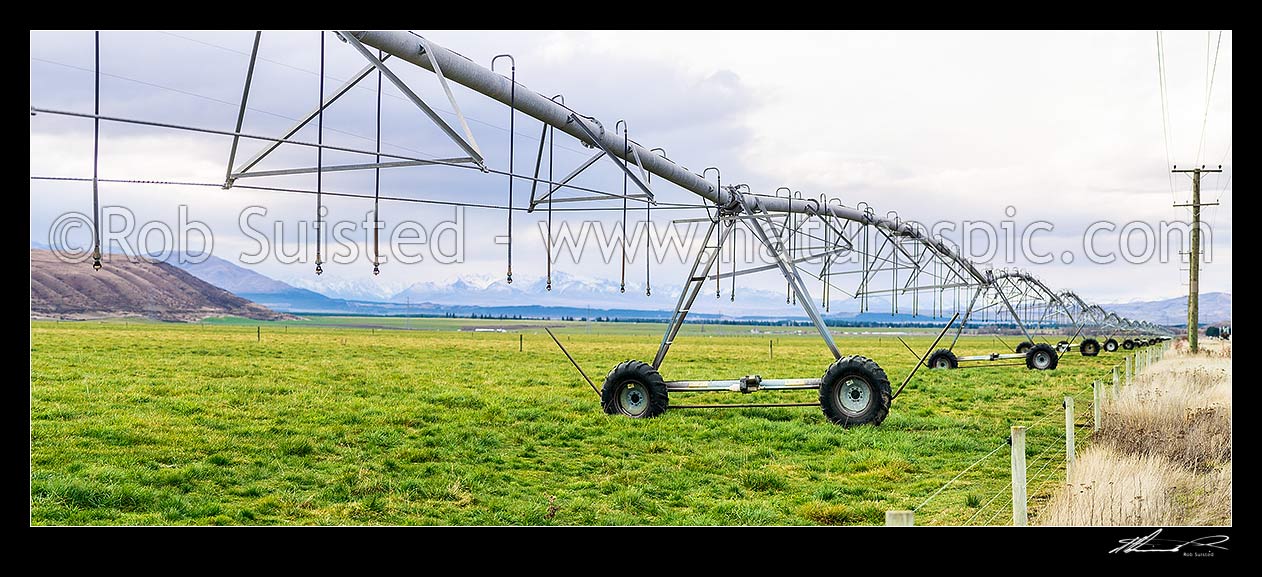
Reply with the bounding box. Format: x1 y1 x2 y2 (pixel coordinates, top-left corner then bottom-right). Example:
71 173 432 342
1126 355 1132 386
1092 381 1101 432
1112 366 1119 398
885 510 914 526
1064 397 1074 480
1011 425 1027 526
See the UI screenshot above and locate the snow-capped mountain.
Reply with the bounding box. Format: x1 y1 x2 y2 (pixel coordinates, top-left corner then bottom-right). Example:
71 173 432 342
388 270 861 316
287 276 413 302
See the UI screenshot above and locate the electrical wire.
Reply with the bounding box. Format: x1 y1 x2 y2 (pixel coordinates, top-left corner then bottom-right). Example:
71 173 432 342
1195 31 1222 167
1155 31 1175 202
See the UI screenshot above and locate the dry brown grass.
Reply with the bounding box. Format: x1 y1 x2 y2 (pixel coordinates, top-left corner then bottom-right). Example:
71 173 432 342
1036 447 1231 526
1036 341 1231 525
1102 362 1231 470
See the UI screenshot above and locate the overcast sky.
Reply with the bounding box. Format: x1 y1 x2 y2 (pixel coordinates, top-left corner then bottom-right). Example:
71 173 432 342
29 30 1231 306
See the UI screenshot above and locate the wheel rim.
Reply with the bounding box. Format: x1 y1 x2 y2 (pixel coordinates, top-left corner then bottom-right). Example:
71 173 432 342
617 381 649 417
834 376 873 416
1033 351 1051 369
1106 342 1117 351
934 358 950 369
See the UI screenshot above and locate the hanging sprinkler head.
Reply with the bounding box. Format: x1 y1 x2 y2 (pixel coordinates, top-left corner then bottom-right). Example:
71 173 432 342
315 263 323 275
620 283 625 293
372 264 380 276
506 270 513 284
92 259 102 271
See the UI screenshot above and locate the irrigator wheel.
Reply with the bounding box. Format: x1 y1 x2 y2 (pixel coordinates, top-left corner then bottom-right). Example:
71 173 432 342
927 349 958 370
819 356 892 427
1079 338 1100 357
1122 339 1135 350
601 360 669 419
1104 338 1119 352
1026 343 1059 371
1015 341 1034 354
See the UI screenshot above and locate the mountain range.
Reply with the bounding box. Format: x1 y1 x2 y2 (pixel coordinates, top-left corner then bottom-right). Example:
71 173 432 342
29 249 288 322
30 240 1231 325
1100 292 1232 326
165 253 1230 325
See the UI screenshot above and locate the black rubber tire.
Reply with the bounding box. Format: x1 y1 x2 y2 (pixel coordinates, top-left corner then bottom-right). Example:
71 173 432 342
1104 338 1118 352
1015 341 1034 354
1122 339 1135 350
1026 343 1059 370
1079 338 1100 357
1057 340 1070 352
927 349 958 370
601 360 669 418
819 356 892 428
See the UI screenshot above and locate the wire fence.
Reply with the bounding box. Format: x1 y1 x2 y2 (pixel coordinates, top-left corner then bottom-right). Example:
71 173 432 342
905 345 1166 526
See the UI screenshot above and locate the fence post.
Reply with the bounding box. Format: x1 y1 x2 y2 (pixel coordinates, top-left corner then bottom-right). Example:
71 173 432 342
520 334 523 352
1064 397 1074 480
1092 381 1101 432
1112 366 1119 398
1126 355 1132 386
885 510 914 526
1011 425 1027 526
257 326 260 342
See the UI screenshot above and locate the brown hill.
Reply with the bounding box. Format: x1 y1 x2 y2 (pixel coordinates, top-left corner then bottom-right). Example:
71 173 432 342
30 249 290 322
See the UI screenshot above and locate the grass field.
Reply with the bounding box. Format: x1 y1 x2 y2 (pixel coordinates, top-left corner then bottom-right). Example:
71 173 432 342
30 319 1118 525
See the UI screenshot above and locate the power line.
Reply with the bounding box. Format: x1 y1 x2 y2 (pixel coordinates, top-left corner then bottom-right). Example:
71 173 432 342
1214 140 1232 202
1155 31 1175 201
1195 31 1223 167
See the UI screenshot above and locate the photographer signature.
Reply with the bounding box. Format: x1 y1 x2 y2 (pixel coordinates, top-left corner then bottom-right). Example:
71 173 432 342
1110 529 1229 554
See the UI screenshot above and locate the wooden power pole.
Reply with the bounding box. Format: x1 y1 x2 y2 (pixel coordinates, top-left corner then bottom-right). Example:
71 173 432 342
1173 165 1221 353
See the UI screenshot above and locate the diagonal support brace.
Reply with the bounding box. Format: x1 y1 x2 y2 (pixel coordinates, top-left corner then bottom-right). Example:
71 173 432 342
340 30 485 169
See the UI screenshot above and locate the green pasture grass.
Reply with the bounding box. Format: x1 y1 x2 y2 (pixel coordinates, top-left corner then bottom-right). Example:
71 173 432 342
30 320 1114 525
